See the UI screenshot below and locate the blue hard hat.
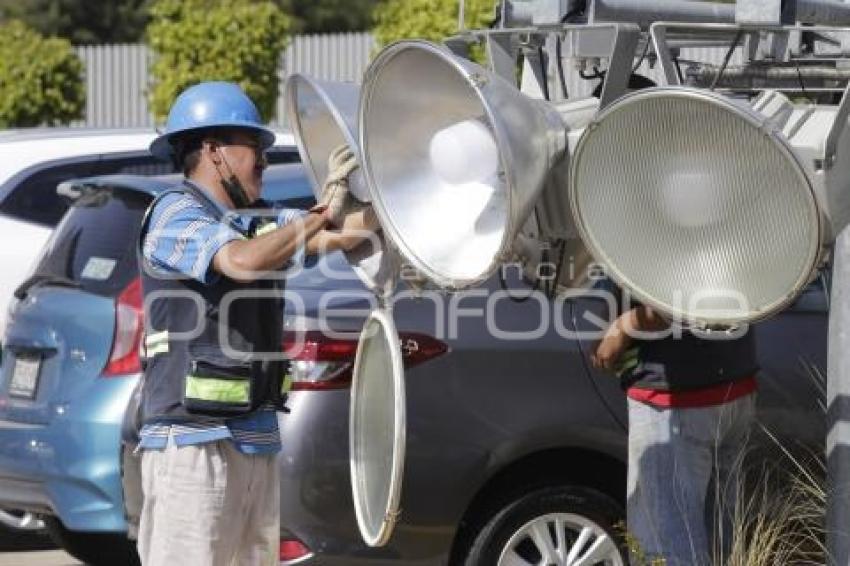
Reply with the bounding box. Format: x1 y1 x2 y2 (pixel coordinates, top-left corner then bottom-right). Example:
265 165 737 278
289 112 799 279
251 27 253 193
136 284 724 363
150 81 276 161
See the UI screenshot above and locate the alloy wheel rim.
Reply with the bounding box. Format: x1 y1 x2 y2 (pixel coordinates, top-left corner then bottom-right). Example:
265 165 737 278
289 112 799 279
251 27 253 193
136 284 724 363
0 509 44 531
497 512 623 566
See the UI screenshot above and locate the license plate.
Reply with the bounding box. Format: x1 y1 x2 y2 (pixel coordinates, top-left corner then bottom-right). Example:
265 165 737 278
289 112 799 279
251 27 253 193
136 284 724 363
9 356 41 399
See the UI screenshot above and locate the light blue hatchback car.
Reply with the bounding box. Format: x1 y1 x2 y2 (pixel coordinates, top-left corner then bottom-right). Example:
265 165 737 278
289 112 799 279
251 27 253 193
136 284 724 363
0 162 311 565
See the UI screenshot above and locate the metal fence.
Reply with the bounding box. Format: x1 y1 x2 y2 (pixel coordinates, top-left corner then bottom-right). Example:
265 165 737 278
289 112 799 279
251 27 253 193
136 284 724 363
74 32 376 129
72 34 734 129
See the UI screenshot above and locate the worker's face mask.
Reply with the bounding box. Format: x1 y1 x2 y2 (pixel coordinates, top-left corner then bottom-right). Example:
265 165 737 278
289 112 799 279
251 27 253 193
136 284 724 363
220 171 252 208
209 139 255 208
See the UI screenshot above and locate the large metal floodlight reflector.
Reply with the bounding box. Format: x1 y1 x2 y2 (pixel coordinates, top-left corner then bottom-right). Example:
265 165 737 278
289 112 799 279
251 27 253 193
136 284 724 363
284 73 370 201
571 88 823 326
359 40 567 289
284 73 401 294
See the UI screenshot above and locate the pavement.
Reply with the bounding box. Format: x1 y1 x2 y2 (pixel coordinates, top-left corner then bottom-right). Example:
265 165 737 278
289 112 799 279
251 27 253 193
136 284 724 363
0 528 80 565
0 550 80 565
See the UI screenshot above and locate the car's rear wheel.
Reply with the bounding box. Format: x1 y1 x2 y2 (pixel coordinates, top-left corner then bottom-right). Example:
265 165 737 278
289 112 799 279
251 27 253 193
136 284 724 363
44 516 140 566
0 510 53 551
463 486 626 566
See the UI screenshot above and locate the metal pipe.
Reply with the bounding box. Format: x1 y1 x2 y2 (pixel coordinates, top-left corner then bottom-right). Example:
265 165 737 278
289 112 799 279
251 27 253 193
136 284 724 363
590 0 850 26
590 0 736 27
797 0 850 26
828 226 850 566
688 64 850 83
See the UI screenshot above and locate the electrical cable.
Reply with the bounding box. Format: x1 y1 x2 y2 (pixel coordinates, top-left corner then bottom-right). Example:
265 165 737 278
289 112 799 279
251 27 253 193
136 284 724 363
560 2 585 24
579 66 604 81
631 36 651 73
537 45 550 101
795 61 816 104
548 238 567 300
673 56 685 84
555 36 569 99
553 2 589 100
710 30 743 91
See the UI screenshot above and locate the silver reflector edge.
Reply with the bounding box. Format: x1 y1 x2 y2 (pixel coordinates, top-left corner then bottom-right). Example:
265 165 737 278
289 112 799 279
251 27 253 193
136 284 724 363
350 309 406 547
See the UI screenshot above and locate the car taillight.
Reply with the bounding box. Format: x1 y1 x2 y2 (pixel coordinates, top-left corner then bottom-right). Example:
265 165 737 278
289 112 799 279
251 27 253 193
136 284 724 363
283 331 357 391
279 538 312 562
283 330 448 391
103 277 144 376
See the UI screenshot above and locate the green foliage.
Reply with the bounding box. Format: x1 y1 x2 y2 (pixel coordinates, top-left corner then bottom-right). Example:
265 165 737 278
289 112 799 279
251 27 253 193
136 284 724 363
373 0 496 48
275 0 378 33
0 0 150 44
147 0 291 123
0 20 84 127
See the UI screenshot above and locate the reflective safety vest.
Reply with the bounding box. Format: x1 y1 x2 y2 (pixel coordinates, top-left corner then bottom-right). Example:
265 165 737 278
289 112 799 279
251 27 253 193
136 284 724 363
137 181 291 423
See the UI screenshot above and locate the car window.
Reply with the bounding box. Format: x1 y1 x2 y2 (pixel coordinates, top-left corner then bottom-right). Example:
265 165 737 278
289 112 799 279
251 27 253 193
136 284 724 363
0 149 299 228
32 188 150 297
261 165 315 210
92 153 176 177
0 160 98 226
267 149 301 165
271 195 316 210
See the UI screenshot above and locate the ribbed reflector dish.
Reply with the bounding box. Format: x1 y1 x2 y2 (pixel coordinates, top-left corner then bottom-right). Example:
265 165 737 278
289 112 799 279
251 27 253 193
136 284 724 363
350 309 405 547
570 88 821 325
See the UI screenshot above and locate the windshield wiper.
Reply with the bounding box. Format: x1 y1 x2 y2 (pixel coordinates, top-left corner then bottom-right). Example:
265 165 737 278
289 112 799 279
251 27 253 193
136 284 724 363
14 274 81 300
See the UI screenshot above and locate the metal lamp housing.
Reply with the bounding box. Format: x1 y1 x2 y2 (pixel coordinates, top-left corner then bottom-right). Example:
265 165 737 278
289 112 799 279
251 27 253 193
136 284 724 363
570 87 828 326
284 73 402 295
359 40 569 290
284 73 370 202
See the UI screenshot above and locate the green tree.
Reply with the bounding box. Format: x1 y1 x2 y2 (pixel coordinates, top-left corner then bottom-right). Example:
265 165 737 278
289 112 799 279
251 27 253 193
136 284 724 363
147 0 291 123
0 20 84 127
0 0 150 44
275 0 378 33
373 0 496 48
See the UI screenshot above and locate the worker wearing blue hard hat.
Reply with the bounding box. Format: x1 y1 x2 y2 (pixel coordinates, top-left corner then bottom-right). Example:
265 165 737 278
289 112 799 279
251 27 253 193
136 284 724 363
134 81 376 565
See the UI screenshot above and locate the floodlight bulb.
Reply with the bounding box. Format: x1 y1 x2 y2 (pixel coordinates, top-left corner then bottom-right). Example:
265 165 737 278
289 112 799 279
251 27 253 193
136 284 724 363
429 119 499 185
659 171 728 228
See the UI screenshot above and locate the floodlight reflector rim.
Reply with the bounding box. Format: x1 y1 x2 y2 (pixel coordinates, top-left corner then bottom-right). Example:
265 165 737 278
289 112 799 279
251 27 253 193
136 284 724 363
349 308 406 547
358 40 516 290
284 73 360 197
569 86 823 326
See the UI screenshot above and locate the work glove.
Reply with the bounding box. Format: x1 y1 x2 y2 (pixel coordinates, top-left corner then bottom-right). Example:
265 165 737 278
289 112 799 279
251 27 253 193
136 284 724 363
319 144 360 227
326 144 359 184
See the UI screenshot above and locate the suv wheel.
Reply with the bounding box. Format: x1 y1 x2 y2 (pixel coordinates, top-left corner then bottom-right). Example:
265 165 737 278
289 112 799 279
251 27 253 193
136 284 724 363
464 486 626 566
44 517 140 566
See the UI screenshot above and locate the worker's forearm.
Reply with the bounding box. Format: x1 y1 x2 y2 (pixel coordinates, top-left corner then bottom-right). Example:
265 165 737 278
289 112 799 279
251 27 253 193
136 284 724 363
215 212 327 281
306 209 378 254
